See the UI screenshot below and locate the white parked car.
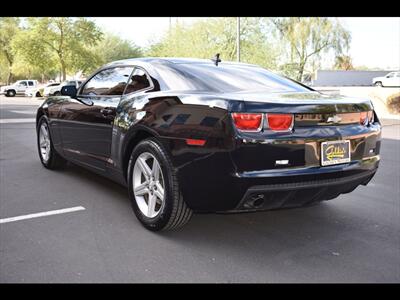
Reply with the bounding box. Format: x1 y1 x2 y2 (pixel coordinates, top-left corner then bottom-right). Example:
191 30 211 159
0 80 39 97
372 72 400 87
25 82 60 97
43 80 83 96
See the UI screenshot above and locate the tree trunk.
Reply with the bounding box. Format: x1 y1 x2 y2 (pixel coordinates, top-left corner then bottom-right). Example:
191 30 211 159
7 70 13 85
297 60 307 82
61 60 66 81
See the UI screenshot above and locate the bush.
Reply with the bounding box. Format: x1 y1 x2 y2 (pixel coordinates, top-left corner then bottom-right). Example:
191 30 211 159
386 93 400 114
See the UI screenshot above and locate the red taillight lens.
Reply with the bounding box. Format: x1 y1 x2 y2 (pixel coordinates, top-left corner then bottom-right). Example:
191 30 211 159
186 139 206 146
266 114 293 131
231 113 263 131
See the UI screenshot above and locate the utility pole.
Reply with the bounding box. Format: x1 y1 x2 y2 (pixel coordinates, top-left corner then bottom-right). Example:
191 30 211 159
237 17 240 62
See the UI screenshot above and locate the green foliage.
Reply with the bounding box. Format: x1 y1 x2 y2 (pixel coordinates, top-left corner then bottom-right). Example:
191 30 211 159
92 32 142 66
147 18 279 70
12 17 103 81
387 92 400 114
2 17 352 85
270 17 351 81
334 55 354 70
0 17 20 83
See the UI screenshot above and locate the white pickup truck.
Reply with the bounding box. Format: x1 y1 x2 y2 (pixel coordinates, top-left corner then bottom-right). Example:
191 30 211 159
372 71 400 87
0 80 39 97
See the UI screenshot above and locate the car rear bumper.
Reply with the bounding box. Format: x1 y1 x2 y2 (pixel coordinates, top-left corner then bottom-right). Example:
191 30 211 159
175 124 381 212
227 156 379 212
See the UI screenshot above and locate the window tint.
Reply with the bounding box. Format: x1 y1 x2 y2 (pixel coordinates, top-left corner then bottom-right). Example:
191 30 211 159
19 81 27 86
81 67 134 96
153 63 310 93
28 81 34 86
124 68 151 94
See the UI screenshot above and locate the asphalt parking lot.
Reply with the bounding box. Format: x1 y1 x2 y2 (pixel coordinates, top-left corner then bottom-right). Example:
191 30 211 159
0 96 399 283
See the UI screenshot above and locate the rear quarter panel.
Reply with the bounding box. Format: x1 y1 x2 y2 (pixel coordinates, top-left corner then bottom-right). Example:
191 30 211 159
113 93 240 211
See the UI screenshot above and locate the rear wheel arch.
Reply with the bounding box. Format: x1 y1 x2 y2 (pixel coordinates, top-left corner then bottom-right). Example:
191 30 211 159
122 129 157 181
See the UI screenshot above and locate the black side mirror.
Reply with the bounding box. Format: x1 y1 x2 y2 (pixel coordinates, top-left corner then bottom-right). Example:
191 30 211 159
61 85 77 97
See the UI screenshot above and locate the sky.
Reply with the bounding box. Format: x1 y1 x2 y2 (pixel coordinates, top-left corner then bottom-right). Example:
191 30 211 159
91 17 400 70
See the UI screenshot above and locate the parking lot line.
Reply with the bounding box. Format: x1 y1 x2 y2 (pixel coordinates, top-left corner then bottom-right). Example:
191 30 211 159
0 206 86 224
0 118 36 123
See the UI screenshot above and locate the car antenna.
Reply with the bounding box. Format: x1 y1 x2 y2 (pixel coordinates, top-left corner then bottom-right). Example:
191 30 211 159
211 53 221 66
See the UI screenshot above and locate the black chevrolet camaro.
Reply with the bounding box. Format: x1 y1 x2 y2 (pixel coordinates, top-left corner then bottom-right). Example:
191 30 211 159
36 58 381 231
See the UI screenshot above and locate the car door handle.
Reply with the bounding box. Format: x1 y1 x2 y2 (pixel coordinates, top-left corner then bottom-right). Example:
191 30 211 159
100 108 114 116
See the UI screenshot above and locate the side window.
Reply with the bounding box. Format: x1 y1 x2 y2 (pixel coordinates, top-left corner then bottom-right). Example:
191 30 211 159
81 67 134 96
28 81 34 86
387 73 394 78
20 81 27 86
123 68 151 94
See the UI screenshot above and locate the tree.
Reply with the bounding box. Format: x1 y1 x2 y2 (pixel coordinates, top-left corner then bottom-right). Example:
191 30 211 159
12 17 103 81
0 17 20 84
147 18 279 70
270 17 351 81
93 32 142 66
334 55 354 70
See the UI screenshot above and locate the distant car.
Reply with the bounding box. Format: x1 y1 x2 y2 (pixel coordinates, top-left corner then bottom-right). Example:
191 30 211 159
373 72 400 87
0 80 39 97
25 82 60 97
43 80 83 97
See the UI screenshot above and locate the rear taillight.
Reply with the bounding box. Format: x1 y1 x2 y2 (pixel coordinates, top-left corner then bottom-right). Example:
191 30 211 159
360 111 374 125
266 114 294 131
231 113 263 131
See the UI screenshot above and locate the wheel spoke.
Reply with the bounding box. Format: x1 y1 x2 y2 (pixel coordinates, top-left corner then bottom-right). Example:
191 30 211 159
152 159 161 181
134 181 149 196
137 157 152 178
40 126 47 138
147 194 157 217
155 182 164 200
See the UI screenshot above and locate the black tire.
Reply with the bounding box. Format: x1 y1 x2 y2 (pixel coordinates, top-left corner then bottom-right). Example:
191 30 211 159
35 91 42 97
6 90 16 97
37 116 67 169
374 81 383 87
127 138 193 231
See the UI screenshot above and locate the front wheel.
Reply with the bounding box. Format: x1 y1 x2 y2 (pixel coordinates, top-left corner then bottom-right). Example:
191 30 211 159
37 116 67 169
6 90 16 97
374 81 383 87
128 138 192 231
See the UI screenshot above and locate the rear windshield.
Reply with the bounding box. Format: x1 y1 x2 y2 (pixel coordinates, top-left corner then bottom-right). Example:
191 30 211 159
154 63 311 93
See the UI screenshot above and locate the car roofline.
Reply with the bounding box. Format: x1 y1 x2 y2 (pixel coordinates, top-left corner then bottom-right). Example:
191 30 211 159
103 57 259 68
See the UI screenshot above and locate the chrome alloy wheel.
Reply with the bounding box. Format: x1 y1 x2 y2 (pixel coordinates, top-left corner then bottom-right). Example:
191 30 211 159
39 123 51 163
133 152 165 218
